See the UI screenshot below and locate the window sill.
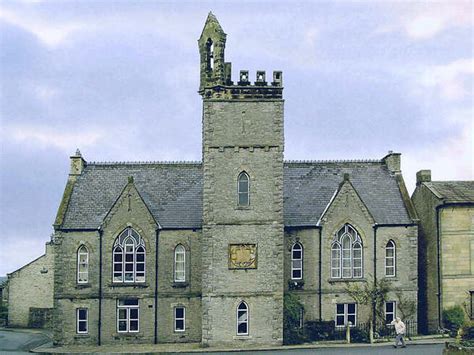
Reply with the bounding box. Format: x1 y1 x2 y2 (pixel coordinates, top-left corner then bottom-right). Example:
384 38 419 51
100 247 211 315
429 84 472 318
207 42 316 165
328 278 366 283
74 334 90 338
172 282 189 288
233 335 252 340
114 333 142 339
109 282 149 288
235 206 251 210
75 284 91 289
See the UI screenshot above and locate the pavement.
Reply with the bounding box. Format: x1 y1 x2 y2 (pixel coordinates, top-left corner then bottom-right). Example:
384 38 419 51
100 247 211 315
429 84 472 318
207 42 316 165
0 327 52 354
29 334 451 354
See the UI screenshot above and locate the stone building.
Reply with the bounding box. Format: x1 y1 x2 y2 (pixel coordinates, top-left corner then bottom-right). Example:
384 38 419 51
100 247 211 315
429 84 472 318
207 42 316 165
7 242 54 328
412 170 474 333
51 13 418 346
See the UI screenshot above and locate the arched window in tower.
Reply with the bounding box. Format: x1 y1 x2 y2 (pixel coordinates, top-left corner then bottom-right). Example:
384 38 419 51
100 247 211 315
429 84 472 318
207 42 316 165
291 242 303 280
330 224 363 279
77 245 89 284
237 301 249 335
174 244 186 282
112 228 146 283
237 172 250 206
385 240 396 277
206 38 214 71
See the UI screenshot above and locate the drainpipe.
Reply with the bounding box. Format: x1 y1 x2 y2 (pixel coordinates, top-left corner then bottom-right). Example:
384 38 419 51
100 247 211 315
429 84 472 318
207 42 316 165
372 224 378 329
98 228 103 346
154 228 160 344
436 206 442 329
319 226 323 321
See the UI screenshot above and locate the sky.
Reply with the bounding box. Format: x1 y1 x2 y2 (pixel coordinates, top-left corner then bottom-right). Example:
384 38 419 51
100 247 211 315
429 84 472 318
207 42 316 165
0 0 472 276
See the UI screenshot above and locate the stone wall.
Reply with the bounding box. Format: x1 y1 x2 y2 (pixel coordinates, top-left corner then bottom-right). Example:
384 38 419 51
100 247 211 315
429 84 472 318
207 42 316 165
8 242 54 328
201 99 284 346
53 181 202 345
285 180 418 328
440 207 474 312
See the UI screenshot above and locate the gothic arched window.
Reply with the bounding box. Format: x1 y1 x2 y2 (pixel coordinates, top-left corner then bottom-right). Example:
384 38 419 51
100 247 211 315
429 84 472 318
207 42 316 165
77 245 89 284
291 242 303 280
385 240 396 277
237 301 249 335
331 224 363 279
174 244 186 282
113 228 146 283
238 172 250 206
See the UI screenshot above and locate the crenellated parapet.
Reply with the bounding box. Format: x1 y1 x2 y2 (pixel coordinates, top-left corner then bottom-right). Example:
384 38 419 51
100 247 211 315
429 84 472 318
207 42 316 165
198 12 283 100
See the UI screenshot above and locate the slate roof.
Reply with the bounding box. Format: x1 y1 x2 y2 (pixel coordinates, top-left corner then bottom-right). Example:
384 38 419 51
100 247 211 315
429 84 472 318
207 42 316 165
423 181 474 203
60 159 413 230
62 162 203 229
283 161 412 226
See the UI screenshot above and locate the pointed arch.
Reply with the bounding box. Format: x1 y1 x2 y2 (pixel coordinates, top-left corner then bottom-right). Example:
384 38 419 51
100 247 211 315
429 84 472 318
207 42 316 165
112 227 146 283
291 242 303 280
77 245 89 284
237 171 250 206
385 240 396 277
331 223 363 279
174 244 186 282
237 301 249 335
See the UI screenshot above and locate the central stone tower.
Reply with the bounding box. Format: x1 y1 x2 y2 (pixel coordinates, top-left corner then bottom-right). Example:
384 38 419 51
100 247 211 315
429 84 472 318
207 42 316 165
199 13 284 346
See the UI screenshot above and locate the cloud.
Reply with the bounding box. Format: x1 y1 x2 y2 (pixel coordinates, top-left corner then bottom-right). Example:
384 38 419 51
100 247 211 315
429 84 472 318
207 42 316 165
403 114 473 193
378 1 472 40
0 8 87 47
417 58 474 101
4 125 104 152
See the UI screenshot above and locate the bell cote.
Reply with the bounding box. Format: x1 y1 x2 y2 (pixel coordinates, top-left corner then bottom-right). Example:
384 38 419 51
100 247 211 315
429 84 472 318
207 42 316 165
198 12 228 90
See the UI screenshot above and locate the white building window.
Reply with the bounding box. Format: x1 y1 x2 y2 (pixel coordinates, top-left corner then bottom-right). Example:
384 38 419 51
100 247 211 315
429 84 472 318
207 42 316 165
174 244 186 282
117 299 139 333
331 224 363 279
174 306 185 332
291 242 303 280
237 301 249 335
385 240 396 277
237 172 250 206
335 303 357 327
385 301 396 324
112 228 146 283
76 308 88 334
77 245 89 284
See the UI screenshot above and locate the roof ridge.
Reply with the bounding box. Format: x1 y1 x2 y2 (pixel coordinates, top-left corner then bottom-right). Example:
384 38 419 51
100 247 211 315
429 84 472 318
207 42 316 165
88 161 202 166
284 159 382 164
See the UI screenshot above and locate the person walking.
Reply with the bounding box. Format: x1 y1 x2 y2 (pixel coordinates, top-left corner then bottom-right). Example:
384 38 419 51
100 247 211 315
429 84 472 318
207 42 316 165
391 317 406 348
